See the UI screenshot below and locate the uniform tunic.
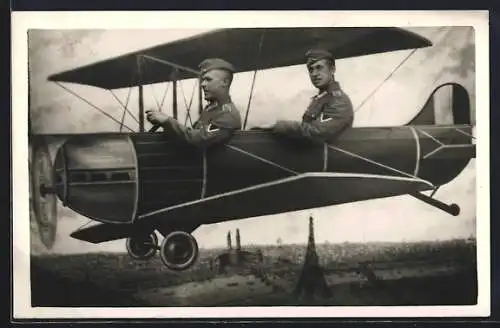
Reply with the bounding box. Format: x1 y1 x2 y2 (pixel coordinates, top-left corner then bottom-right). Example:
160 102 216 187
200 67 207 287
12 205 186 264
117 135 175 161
272 81 354 143
162 99 242 148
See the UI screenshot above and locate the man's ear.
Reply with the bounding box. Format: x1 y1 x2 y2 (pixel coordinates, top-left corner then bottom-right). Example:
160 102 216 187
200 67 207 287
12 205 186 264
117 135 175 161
223 74 233 88
331 64 336 75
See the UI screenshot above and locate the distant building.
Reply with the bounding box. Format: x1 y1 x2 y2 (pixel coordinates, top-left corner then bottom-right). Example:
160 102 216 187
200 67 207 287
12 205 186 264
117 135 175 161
227 231 232 250
236 228 241 251
212 228 263 274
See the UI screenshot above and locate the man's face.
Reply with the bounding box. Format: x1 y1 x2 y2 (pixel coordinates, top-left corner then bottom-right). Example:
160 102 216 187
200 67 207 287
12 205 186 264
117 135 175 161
200 69 229 101
307 59 335 90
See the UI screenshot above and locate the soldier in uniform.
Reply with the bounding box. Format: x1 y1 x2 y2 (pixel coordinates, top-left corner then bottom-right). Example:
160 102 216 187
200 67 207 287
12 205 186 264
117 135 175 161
268 49 354 143
146 58 242 148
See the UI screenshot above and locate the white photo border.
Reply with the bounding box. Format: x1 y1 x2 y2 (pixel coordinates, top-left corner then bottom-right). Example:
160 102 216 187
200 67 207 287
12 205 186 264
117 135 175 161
11 10 490 319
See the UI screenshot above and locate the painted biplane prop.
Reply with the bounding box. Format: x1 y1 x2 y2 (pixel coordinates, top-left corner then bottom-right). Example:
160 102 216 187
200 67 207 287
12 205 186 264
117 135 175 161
29 27 475 271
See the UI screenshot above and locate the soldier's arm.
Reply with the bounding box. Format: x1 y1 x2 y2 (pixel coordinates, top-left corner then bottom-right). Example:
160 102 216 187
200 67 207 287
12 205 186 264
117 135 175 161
273 96 353 142
164 112 240 148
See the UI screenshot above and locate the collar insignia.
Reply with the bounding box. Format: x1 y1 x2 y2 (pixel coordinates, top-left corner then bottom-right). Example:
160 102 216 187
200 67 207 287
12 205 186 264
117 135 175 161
319 113 332 122
206 123 220 133
222 104 232 112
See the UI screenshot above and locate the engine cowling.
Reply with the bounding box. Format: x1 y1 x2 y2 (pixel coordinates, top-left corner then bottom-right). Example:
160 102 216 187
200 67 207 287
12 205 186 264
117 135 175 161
53 134 139 224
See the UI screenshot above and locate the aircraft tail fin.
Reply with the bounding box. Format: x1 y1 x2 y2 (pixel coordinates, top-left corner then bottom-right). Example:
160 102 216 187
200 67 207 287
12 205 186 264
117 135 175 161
407 82 472 126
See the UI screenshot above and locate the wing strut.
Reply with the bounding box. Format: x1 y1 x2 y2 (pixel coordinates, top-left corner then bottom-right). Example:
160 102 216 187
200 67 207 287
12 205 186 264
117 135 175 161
354 48 419 113
198 78 203 115
243 30 266 130
108 89 139 126
136 55 145 132
108 61 140 131
139 54 202 122
356 27 446 115
119 88 133 131
172 69 178 120
54 82 135 132
181 80 197 126
151 82 170 113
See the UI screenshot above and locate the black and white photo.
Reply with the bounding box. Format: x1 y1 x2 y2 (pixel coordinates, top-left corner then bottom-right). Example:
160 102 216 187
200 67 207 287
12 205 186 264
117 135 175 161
12 10 490 319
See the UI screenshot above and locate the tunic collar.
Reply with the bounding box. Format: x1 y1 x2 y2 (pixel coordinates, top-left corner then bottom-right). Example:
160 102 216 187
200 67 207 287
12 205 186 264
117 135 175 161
205 96 232 111
313 81 341 100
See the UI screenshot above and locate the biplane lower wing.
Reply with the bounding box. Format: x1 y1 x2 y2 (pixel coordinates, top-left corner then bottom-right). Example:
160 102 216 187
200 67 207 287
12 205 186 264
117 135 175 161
71 173 433 244
70 223 137 244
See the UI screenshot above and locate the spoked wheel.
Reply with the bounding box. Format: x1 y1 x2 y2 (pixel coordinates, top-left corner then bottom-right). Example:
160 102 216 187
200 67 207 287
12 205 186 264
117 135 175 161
160 231 199 271
30 140 58 249
126 232 159 260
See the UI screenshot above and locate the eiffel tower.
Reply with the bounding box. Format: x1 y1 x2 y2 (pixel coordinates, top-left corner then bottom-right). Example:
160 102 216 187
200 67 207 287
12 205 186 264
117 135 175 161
294 216 331 300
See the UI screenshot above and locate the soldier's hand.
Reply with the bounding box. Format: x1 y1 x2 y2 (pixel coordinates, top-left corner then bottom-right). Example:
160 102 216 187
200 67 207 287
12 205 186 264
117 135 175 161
146 110 169 125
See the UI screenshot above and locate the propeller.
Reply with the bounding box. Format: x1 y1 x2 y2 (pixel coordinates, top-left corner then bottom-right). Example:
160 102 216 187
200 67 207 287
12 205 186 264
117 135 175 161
30 138 58 249
29 108 58 249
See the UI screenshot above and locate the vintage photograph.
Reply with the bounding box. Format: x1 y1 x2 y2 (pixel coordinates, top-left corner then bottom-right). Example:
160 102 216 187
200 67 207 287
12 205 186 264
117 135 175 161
12 11 489 318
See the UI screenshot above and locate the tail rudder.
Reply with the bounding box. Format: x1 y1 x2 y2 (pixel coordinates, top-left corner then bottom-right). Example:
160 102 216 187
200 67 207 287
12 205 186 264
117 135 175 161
408 82 472 127
409 83 475 187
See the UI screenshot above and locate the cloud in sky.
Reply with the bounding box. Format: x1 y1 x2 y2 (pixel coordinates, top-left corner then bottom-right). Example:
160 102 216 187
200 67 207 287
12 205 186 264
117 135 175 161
27 26 477 254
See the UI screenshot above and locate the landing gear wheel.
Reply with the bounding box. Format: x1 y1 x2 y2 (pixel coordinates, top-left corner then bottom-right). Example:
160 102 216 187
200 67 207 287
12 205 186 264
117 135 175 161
160 231 199 271
126 233 159 260
30 140 58 249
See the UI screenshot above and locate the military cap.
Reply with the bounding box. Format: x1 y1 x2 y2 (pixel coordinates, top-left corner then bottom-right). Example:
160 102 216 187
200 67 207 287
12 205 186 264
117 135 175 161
305 48 334 65
199 58 235 75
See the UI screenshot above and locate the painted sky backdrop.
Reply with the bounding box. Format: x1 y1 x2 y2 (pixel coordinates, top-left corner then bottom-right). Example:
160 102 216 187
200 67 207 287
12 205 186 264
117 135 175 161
28 26 476 254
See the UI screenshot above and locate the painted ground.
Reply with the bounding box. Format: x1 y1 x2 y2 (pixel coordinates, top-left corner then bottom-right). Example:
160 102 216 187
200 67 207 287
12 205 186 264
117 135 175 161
30 239 477 307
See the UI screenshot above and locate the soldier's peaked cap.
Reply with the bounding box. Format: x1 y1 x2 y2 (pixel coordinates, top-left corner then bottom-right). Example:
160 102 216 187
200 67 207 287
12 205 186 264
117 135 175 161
305 48 334 65
199 58 235 75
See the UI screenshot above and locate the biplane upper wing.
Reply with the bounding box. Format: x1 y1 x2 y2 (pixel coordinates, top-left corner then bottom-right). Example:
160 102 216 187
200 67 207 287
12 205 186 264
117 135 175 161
71 173 433 244
48 27 432 90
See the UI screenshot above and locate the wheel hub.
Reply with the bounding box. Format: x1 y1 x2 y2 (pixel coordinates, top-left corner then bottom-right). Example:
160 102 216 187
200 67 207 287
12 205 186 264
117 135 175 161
165 236 193 262
160 231 199 271
126 233 158 260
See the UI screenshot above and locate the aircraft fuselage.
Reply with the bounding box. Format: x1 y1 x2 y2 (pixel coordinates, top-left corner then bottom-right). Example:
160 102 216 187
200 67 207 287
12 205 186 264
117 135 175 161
52 124 474 227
